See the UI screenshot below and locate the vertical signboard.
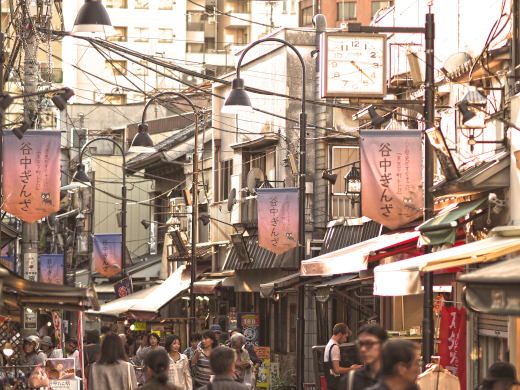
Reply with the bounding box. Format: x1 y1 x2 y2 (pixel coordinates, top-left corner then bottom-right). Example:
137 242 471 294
237 313 260 347
23 252 38 282
257 188 298 255
360 130 423 230
150 221 157 255
255 347 270 389
1 131 61 223
94 233 122 277
40 254 64 285
438 306 466 390
53 311 64 352
114 278 133 299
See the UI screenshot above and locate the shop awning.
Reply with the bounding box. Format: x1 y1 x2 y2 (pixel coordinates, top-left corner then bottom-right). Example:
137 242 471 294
374 226 520 296
314 275 372 303
458 256 520 316
193 279 224 295
320 218 381 255
418 198 487 246
223 237 297 270
315 274 359 288
260 273 300 298
300 231 420 276
92 284 161 317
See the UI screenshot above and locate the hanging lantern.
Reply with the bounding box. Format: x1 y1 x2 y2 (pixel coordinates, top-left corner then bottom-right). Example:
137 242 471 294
344 165 361 204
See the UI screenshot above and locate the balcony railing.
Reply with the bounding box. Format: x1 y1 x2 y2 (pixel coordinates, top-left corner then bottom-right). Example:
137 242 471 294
331 194 360 219
40 68 63 84
187 22 205 31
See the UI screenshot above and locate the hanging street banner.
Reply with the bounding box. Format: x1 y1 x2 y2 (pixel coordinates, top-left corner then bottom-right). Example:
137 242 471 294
257 188 298 255
360 130 423 230
438 306 466 390
2 131 61 223
0 256 14 271
94 233 122 278
114 277 133 299
53 311 64 352
40 254 64 285
23 252 38 282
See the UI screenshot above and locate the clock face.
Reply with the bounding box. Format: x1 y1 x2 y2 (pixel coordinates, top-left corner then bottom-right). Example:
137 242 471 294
321 33 387 98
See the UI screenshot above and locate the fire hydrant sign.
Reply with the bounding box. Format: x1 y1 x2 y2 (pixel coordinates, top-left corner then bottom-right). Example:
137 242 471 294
360 130 423 230
1 131 61 223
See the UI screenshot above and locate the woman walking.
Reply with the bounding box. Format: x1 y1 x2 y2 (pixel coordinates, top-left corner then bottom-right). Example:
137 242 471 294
191 330 218 389
165 335 192 390
141 349 181 390
88 333 137 390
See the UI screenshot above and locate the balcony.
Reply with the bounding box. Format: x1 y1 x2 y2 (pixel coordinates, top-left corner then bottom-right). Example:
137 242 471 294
224 13 251 28
187 31 204 43
187 22 205 31
40 68 63 84
330 194 360 219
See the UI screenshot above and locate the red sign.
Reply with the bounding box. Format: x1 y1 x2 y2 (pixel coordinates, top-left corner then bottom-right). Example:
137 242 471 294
2 131 61 223
438 306 466 390
53 311 63 351
360 130 423 230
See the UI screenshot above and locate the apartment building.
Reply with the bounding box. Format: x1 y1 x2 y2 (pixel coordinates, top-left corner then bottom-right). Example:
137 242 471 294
300 0 393 28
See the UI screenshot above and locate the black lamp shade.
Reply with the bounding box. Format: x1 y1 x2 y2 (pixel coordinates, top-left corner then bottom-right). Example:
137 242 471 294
141 219 151 229
12 122 30 140
368 106 384 127
459 101 477 124
0 94 14 117
52 88 75 111
199 214 210 226
72 163 91 187
322 171 338 185
129 123 155 153
221 78 254 114
71 0 116 37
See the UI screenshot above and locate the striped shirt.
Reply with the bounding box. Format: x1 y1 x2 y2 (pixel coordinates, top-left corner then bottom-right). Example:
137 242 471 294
194 350 212 386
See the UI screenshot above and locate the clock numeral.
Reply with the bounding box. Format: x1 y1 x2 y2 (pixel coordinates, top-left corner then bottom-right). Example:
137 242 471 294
334 72 340 78
352 41 359 48
362 80 369 87
370 52 377 58
331 61 337 68
373 63 380 68
371 72 376 79
352 83 358 90
334 53 343 59
341 44 348 51
343 81 349 87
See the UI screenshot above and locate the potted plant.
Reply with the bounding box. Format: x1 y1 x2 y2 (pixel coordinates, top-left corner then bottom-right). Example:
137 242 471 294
271 367 296 390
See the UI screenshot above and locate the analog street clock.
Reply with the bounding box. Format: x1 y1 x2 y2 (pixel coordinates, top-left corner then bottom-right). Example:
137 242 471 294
320 33 387 98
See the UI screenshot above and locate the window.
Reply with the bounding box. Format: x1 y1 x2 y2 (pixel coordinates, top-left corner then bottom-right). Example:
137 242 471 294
219 160 233 201
282 1 287 13
159 0 174 9
106 0 128 8
104 94 127 105
107 26 127 42
134 27 149 42
338 2 356 20
135 0 149 9
290 0 296 14
158 28 174 42
133 61 148 76
133 94 145 102
371 1 391 18
301 6 313 26
105 60 128 76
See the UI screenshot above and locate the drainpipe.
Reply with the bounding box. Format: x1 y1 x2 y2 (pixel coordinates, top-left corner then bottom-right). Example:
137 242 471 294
313 15 328 232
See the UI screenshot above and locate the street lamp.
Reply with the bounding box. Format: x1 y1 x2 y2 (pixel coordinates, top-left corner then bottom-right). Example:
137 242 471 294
221 37 307 390
71 0 116 37
344 164 361 204
0 88 74 119
142 92 201 334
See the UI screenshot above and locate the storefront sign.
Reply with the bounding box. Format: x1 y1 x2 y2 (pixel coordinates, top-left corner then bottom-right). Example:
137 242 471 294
49 380 78 390
114 278 133 298
1 131 60 223
438 306 466 390
23 253 38 282
53 311 63 351
254 346 270 389
94 233 122 277
46 358 75 380
237 313 260 347
24 312 37 329
360 130 423 230
0 256 14 271
40 254 64 285
257 188 298 255
134 321 147 331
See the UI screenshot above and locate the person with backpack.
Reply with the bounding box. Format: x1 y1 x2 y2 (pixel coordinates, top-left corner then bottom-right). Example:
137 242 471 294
323 323 362 390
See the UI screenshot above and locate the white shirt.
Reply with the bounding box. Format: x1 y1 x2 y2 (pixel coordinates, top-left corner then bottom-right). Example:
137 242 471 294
67 350 81 372
324 338 340 363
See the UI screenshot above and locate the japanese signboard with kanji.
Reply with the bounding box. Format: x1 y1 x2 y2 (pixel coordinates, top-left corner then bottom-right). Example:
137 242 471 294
438 306 466 390
53 311 64 352
94 233 122 278
23 252 38 282
360 130 423 230
1 130 61 223
40 254 64 285
257 188 298 255
237 313 260 346
114 277 133 299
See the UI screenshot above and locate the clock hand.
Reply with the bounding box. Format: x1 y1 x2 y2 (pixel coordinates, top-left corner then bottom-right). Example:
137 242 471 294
350 61 374 82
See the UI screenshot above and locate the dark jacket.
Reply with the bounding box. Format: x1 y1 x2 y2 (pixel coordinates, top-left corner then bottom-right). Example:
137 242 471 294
141 377 181 390
244 345 262 366
341 366 382 390
199 375 250 390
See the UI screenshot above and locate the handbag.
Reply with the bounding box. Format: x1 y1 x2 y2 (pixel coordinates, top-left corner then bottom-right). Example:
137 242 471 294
322 344 343 390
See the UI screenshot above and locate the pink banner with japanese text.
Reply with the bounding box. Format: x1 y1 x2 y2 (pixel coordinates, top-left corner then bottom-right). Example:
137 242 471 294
257 188 298 255
94 233 122 278
1 131 61 223
438 306 466 390
360 130 423 230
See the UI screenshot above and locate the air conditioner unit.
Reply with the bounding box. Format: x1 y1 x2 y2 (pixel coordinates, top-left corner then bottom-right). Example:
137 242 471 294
72 128 88 149
340 23 347 28
93 90 105 103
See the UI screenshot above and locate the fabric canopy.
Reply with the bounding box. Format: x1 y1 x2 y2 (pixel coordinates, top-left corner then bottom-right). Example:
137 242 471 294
92 284 161 317
259 273 301 298
374 226 520 296
193 279 224 295
418 198 487 246
458 256 520 315
300 231 420 276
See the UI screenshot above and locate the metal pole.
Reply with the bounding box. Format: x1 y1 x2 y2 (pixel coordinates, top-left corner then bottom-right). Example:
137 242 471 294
190 116 199 334
422 11 435 368
122 157 127 278
0 32 4 270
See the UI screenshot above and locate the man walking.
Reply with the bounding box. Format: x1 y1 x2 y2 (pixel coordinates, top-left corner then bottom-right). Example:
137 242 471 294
366 339 421 390
477 362 520 390
324 323 362 390
199 346 249 390
343 324 388 390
